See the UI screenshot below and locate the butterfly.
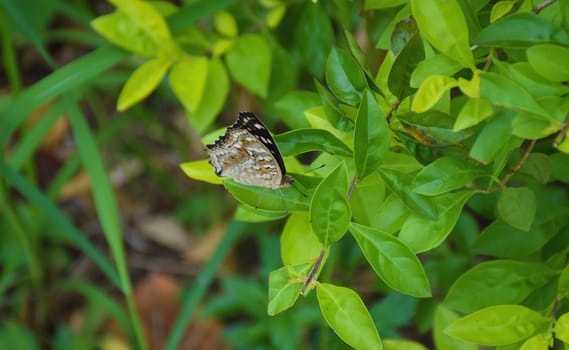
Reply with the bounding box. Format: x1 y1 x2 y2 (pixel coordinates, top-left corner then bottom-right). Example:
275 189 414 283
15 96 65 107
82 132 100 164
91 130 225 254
206 112 293 189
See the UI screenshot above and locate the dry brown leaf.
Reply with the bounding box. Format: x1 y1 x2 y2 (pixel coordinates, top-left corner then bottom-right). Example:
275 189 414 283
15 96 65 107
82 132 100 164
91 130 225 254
138 215 192 252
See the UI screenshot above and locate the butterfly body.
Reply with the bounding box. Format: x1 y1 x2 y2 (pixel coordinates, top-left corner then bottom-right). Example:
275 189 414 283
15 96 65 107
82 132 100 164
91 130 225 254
206 112 293 189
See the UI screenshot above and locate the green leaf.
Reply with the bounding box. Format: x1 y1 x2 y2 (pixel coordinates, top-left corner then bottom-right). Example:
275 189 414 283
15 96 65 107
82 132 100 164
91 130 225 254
349 172 386 228
274 129 352 157
179 160 223 185
469 110 520 164
412 75 458 113
225 34 272 97
527 44 569 82
91 11 157 56
411 0 474 68
169 56 208 113
268 263 311 315
325 47 367 106
555 312 569 343
454 97 494 131
412 157 482 196
370 193 409 234
349 222 431 297
520 333 551 350
475 13 556 48
434 305 477 350
399 191 473 253
445 305 547 346
512 113 560 140
398 111 472 147
520 153 551 184
383 340 427 350
444 260 556 314
497 187 537 231
379 168 438 219
474 198 569 258
365 0 407 9
294 3 334 78
281 212 323 266
109 0 172 44
480 71 549 118
354 90 390 178
410 54 463 88
117 57 172 111
388 32 424 99
557 265 569 299
310 162 351 245
214 10 237 37
188 57 229 132
314 80 353 132
506 62 569 98
490 1 516 23
551 153 569 183
317 283 382 350
224 180 310 213
274 91 319 129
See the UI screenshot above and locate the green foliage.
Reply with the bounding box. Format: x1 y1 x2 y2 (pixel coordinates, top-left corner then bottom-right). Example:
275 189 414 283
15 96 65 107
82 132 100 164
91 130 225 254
3 0 569 349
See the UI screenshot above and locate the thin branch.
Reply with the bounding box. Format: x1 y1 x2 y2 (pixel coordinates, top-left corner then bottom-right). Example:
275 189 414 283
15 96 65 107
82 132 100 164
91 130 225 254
469 140 537 193
533 0 556 14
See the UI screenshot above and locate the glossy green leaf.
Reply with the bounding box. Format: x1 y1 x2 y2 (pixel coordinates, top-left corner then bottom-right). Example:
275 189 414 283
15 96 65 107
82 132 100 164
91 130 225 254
117 57 171 111
188 57 229 132
412 157 482 196
370 193 409 234
325 48 367 106
109 0 172 44
310 162 350 245
0 323 39 350
511 114 559 140
454 97 494 131
434 305 477 350
268 263 311 315
410 54 463 88
349 172 386 228
383 340 427 350
444 260 556 314
388 32 424 99
169 56 208 113
411 0 474 68
342 29 379 92
497 187 536 231
490 1 516 23
354 90 390 178
233 205 287 223
469 110 520 164
506 62 569 98
317 283 382 350
557 265 569 299
474 199 569 258
475 13 556 48
225 180 310 213
294 3 334 78
399 191 473 253
350 222 431 297
281 212 323 265
274 129 352 157
314 80 352 132
398 111 472 147
91 11 157 56
555 312 569 343
527 44 569 82
520 333 551 350
225 34 271 97
445 305 547 346
274 91 319 129
412 75 458 113
520 153 551 184
179 160 223 185
214 11 237 37
480 72 549 118
379 168 437 219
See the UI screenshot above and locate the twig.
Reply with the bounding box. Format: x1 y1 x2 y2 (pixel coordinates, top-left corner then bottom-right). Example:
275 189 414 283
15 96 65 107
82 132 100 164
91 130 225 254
533 0 556 14
469 140 536 193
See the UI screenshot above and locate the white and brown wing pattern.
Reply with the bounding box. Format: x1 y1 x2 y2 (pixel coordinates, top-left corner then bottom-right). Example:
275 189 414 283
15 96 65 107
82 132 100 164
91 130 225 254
206 112 293 189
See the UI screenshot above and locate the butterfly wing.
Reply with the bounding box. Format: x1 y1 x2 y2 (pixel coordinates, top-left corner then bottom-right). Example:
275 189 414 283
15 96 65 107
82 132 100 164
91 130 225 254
206 113 289 189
